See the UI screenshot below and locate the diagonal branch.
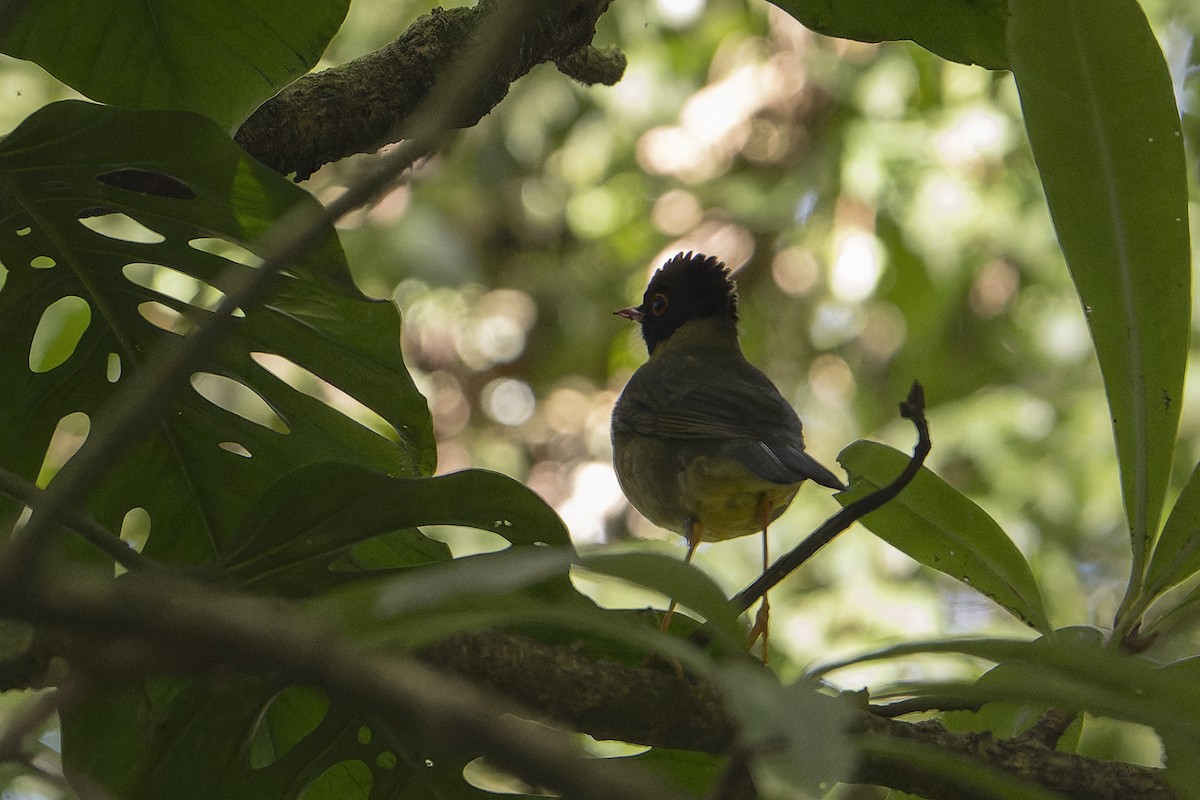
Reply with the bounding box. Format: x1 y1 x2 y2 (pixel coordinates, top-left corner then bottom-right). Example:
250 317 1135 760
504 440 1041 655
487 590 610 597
234 0 624 179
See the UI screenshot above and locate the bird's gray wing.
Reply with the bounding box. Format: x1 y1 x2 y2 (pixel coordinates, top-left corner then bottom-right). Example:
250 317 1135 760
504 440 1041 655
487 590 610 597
614 355 844 489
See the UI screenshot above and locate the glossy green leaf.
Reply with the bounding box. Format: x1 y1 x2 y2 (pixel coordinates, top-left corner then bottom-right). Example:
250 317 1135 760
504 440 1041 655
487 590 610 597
0 101 435 567
221 463 569 594
0 0 348 128
768 0 1007 69
1008 0 1191 590
837 441 1050 632
1145 460 1200 602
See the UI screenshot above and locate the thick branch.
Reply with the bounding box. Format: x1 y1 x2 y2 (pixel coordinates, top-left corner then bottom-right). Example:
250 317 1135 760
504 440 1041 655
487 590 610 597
421 631 1173 800
235 0 623 179
0 571 1174 800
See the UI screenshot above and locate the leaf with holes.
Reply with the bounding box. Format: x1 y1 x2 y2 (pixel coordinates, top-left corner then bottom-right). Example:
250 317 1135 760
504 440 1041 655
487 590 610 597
61 675 547 800
0 101 435 566
0 0 349 128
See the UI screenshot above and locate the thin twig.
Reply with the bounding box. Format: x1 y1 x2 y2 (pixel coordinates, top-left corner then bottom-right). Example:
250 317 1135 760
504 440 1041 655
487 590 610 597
732 381 930 615
0 468 152 573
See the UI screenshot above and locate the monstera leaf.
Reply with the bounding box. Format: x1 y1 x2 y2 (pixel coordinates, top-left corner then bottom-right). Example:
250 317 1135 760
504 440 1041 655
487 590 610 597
0 0 349 128
0 101 435 566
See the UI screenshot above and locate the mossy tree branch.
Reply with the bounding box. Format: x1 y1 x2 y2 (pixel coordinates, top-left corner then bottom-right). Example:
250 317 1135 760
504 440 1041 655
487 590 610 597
234 0 624 179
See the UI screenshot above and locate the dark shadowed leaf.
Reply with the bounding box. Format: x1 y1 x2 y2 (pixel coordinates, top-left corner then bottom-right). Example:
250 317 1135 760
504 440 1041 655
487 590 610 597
0 101 435 567
221 463 569 595
768 0 1007 69
0 0 349 127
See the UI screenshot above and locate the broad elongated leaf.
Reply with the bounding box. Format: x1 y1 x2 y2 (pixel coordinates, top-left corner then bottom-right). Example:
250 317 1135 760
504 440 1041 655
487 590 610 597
769 0 1007 70
1008 0 1191 589
837 441 1050 632
0 101 435 566
0 0 348 128
1145 460 1200 602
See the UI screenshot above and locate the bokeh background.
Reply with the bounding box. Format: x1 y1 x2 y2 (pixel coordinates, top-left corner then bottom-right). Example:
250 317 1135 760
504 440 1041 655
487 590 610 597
3 0 1199 774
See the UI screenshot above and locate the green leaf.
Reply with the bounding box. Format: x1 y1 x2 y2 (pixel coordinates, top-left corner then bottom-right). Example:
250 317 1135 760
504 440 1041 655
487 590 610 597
221 463 569 594
0 101 435 566
837 441 1051 632
717 665 858 796
767 0 1007 69
813 631 1200 750
1008 0 1191 595
576 551 744 643
1145 460 1200 601
0 0 349 128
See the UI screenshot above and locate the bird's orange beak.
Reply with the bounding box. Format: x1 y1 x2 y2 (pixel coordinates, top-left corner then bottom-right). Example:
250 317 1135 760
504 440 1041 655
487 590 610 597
615 306 643 322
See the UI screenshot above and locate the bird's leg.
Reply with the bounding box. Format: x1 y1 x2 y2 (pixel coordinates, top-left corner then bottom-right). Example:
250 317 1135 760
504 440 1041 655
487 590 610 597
748 498 771 663
661 517 701 637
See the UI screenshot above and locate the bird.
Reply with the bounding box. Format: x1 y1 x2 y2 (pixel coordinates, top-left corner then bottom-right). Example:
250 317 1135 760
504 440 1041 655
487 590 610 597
611 251 844 659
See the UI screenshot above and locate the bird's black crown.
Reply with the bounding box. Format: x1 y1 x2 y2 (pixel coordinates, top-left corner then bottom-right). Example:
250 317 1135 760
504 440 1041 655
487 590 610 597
637 252 738 353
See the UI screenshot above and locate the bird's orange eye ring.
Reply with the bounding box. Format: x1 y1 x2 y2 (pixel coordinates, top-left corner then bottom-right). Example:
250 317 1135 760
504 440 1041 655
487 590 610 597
650 293 668 316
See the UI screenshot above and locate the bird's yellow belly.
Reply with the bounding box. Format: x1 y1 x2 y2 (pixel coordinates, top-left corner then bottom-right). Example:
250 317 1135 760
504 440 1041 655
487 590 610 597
680 455 799 541
612 432 801 541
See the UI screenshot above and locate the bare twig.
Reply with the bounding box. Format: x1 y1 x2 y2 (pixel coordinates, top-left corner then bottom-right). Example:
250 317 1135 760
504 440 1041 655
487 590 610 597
0 468 151 573
732 381 930 614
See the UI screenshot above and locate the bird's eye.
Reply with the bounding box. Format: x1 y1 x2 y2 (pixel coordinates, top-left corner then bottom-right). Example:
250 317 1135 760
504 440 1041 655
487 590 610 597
650 293 668 316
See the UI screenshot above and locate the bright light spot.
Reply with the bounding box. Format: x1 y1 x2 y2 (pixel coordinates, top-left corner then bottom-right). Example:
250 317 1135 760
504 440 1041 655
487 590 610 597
969 260 1020 319
79 212 165 244
565 185 621 239
935 108 1010 167
1040 309 1092 363
830 230 883 302
651 189 702 235
810 301 862 349
474 315 526 363
558 462 626 545
1016 398 1055 440
858 303 907 362
808 354 856 405
656 0 704 27
482 378 535 427
771 247 819 297
29 296 91 373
